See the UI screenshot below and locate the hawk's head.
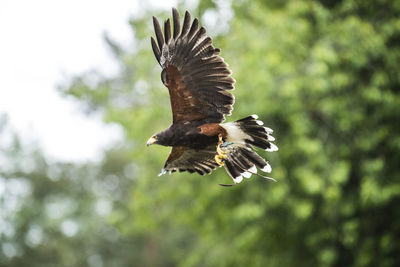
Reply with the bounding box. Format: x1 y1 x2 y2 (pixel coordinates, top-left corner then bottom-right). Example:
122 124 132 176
146 135 158 146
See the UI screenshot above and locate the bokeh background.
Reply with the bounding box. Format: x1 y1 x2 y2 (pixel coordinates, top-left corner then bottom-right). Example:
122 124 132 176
1 0 400 266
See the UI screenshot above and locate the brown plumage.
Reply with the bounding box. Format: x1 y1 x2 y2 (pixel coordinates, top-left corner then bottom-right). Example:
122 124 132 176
147 8 278 185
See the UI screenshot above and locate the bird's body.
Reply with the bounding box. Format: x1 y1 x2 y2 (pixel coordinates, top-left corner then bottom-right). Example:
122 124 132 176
147 8 278 185
154 121 220 148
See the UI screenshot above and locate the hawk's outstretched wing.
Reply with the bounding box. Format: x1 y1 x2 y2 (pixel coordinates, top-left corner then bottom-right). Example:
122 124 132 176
151 8 235 123
160 146 220 176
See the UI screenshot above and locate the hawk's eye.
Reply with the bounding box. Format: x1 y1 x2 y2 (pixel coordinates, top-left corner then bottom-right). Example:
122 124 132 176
161 69 167 84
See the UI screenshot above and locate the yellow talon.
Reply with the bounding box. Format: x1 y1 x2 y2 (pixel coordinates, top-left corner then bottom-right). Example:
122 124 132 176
215 134 228 166
215 154 227 166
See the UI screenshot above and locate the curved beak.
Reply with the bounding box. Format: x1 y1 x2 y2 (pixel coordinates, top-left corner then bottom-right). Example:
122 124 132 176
146 136 157 146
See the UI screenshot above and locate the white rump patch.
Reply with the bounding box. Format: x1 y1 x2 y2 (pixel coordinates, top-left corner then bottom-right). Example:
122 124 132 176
220 122 253 144
266 143 279 152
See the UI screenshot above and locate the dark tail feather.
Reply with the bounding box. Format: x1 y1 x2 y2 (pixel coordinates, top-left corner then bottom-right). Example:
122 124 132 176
219 114 278 185
235 114 278 152
223 144 275 184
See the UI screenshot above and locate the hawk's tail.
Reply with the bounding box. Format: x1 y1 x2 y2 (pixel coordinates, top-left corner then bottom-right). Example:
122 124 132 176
219 115 278 185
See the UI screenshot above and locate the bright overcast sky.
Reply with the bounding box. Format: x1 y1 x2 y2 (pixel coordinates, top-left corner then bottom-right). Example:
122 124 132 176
0 0 176 162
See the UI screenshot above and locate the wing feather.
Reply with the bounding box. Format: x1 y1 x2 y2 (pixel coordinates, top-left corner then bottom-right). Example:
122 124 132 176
164 19 171 44
152 16 164 49
172 8 180 38
181 11 191 37
150 37 161 63
188 18 199 40
151 9 235 123
161 146 220 175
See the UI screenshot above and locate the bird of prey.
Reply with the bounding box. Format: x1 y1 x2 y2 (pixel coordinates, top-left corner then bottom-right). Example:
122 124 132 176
147 8 278 186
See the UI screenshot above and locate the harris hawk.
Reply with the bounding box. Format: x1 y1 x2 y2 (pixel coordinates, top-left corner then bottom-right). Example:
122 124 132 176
147 8 278 186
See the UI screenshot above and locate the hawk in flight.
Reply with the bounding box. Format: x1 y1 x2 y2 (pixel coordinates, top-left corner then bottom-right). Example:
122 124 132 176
147 8 278 186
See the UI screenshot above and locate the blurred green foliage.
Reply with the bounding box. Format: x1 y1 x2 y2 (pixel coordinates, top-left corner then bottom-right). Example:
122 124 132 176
1 0 400 266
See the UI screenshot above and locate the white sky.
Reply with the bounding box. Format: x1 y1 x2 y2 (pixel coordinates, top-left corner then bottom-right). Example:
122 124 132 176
0 0 176 162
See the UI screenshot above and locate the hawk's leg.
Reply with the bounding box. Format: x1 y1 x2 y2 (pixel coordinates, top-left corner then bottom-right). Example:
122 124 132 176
215 134 228 166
